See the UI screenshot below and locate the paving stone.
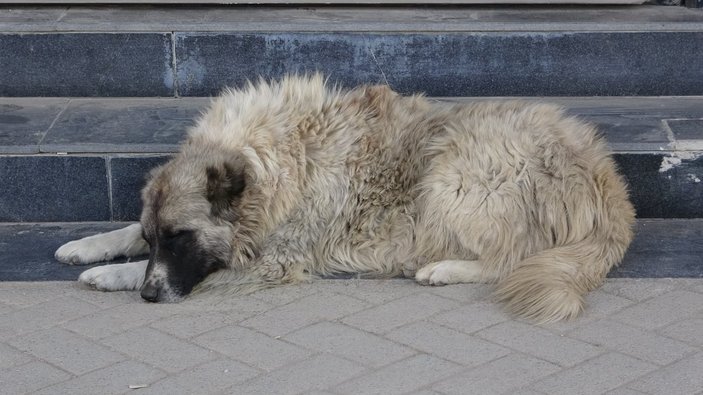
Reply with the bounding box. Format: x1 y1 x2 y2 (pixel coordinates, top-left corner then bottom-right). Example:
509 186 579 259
0 296 98 338
193 326 311 371
322 279 419 305
62 302 184 340
71 288 143 309
613 290 703 329
34 361 167 395
425 284 493 304
101 327 216 373
248 282 320 305
227 354 366 395
599 278 688 302
2 279 703 395
546 291 635 333
0 301 13 315
8 327 125 375
341 293 460 334
139 359 259 395
658 318 703 346
604 388 649 395
334 354 462 395
0 343 32 370
150 309 262 339
0 281 80 307
430 301 510 334
568 319 696 366
386 321 509 367
0 361 72 394
687 281 703 294
529 353 657 395
241 292 370 337
432 353 561 395
627 352 703 395
284 322 416 368
476 321 603 367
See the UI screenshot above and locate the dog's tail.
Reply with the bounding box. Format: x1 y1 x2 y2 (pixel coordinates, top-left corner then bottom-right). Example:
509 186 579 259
494 167 635 323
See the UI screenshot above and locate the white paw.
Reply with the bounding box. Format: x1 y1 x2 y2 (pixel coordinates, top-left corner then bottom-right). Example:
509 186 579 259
415 260 483 286
415 261 442 286
78 261 147 291
55 239 115 265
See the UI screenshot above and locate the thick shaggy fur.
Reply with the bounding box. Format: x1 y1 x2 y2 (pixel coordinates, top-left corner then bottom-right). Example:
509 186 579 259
57 75 635 322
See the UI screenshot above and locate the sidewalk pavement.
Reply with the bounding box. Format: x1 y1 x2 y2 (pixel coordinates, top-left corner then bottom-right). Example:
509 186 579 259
1 278 702 395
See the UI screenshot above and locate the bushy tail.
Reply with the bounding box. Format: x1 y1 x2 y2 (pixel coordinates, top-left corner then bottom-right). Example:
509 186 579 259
494 234 630 323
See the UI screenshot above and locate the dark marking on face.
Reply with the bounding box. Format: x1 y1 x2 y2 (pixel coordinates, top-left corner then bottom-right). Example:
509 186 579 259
141 228 227 302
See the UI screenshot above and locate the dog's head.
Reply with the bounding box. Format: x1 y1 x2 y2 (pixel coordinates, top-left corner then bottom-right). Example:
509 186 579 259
138 147 251 302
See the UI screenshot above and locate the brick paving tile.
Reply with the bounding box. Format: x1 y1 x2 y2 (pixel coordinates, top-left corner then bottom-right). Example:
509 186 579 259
568 319 697 365
0 279 701 395
193 326 312 371
101 327 217 373
0 361 72 394
626 352 703 395
528 352 658 395
475 321 603 367
8 327 125 375
334 354 462 395
432 353 561 395
284 321 416 368
341 292 461 334
226 353 367 395
33 361 166 395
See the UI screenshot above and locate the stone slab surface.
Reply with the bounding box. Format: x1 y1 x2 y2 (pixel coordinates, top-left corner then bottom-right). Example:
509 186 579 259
0 222 134 281
2 96 701 154
0 97 702 220
0 156 110 222
41 99 203 153
0 98 68 154
0 156 701 223
110 156 171 221
0 33 173 97
0 278 701 394
0 219 700 282
174 32 703 97
2 5 703 97
2 5 701 33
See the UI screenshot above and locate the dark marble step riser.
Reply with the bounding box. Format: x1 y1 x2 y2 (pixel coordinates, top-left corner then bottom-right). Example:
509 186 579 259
0 153 701 222
2 31 703 97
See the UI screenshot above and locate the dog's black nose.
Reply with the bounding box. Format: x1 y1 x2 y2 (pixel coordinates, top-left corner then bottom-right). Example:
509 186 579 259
140 283 160 302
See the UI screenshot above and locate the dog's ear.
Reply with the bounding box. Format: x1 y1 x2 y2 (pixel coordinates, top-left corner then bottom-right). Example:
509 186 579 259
206 163 246 216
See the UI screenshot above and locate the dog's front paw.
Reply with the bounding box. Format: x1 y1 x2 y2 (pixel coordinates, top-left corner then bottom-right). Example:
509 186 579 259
415 261 447 286
78 262 145 291
56 239 113 265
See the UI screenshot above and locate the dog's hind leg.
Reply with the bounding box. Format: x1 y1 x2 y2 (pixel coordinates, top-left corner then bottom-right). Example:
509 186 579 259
78 260 147 291
415 260 498 286
55 224 149 265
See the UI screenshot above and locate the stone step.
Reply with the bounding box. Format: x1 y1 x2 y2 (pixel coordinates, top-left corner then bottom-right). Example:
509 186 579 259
1 96 702 222
1 5 703 97
0 219 700 281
